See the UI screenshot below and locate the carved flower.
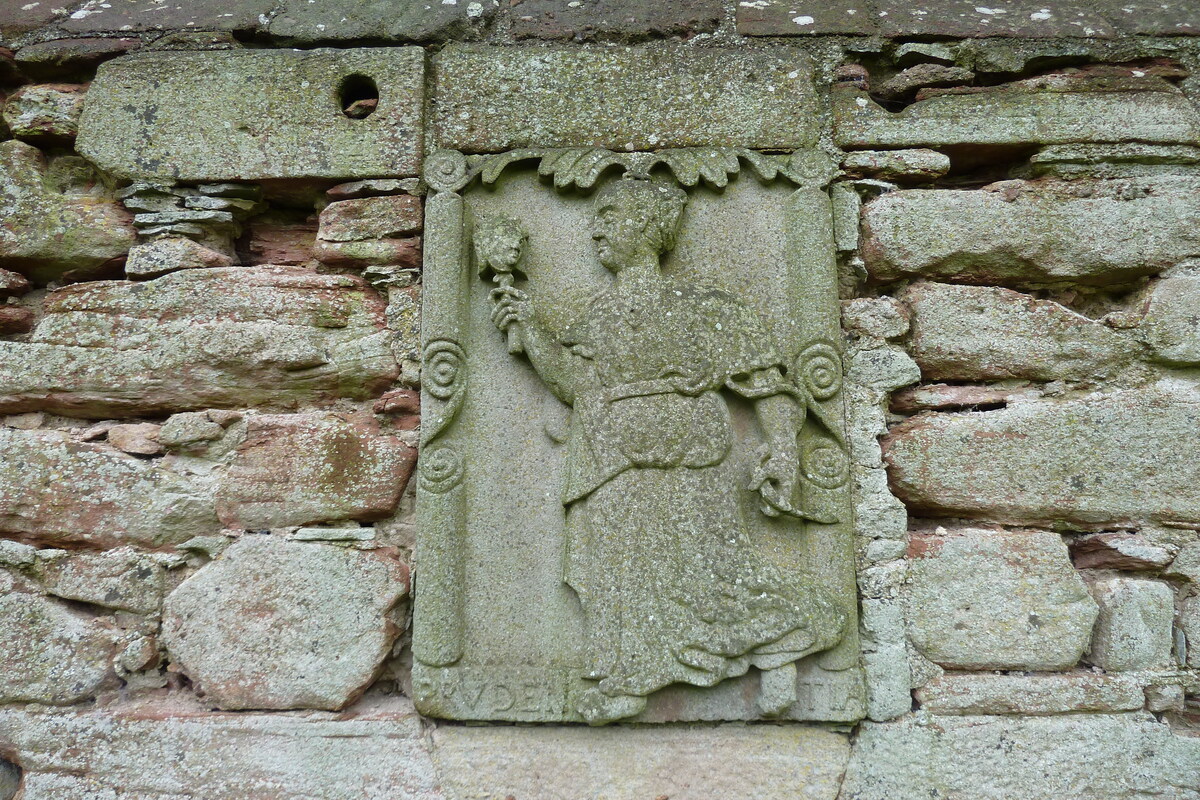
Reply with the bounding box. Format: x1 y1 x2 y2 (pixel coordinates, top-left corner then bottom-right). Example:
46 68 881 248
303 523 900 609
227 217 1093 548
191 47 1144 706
424 149 470 193
419 446 464 494
803 440 849 490
423 340 464 401
797 341 843 401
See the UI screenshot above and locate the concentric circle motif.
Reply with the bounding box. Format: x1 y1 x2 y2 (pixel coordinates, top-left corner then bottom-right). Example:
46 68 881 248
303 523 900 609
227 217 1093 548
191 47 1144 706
797 342 843 401
423 340 464 401
802 440 849 490
424 149 470 193
419 446 464 494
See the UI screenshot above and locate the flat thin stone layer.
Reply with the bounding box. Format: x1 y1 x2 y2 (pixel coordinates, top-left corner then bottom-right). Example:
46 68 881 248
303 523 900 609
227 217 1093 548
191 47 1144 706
432 44 818 151
432 724 850 800
835 80 1200 150
78 48 425 181
0 697 439 799
884 386 1200 527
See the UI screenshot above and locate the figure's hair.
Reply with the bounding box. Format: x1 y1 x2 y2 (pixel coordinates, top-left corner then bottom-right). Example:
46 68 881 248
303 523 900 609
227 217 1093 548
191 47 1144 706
595 176 688 253
474 214 527 265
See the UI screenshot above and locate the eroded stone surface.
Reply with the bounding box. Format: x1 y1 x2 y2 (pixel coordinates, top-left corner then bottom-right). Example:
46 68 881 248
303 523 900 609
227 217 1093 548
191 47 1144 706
864 178 1200 287
0 428 218 548
61 0 274 34
0 140 136 285
269 0 498 43
0 590 118 704
884 386 1200 527
916 672 1145 715
905 527 1098 670
215 413 416 529
125 236 233 279
432 724 849 800
1071 532 1173 570
900 282 1131 381
35 547 167 614
0 697 439 799
1139 274 1200 365
433 44 818 151
0 267 398 417
511 0 722 40
79 48 425 181
841 149 951 182
319 195 423 242
1088 577 1176 671
836 74 1200 149
842 713 1200 800
1 83 85 142
162 535 409 711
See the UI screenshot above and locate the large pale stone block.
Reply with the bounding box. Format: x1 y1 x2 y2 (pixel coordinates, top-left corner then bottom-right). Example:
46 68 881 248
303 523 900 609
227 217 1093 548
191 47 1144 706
433 44 818 151
162 535 409 711
0 591 118 705
901 282 1130 381
835 74 1200 149
0 267 398 417
0 697 439 800
78 48 425 181
884 387 1200 527
905 527 1098 670
864 177 1200 287
0 140 135 285
432 724 849 800
842 713 1200 800
1088 577 1176 671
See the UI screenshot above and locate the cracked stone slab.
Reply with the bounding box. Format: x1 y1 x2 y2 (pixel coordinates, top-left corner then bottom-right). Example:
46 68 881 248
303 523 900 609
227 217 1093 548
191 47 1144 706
0 266 398 418
884 386 1200 528
864 177 1200 287
78 48 425 181
900 282 1131 381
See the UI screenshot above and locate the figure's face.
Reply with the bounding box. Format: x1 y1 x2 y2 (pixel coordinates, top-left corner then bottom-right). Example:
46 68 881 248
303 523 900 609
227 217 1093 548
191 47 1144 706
591 199 648 272
489 234 522 270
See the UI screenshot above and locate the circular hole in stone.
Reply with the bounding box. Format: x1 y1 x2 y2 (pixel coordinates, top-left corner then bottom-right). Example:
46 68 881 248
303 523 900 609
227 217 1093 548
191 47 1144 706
339 74 379 119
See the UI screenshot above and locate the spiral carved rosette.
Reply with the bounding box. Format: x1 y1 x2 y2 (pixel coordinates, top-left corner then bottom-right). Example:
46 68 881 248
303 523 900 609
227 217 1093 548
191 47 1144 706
424 149 470 193
796 341 843 401
419 446 464 494
802 439 850 490
422 340 466 445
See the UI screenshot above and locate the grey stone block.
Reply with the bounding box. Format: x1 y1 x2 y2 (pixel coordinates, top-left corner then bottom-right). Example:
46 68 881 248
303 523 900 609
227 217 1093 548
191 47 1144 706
78 48 425 181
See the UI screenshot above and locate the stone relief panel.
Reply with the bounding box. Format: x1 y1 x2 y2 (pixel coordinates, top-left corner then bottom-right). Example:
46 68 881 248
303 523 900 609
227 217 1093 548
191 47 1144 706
413 147 863 724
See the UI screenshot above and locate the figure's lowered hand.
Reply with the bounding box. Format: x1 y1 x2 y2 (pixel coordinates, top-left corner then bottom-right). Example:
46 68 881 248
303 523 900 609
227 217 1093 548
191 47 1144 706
748 447 798 518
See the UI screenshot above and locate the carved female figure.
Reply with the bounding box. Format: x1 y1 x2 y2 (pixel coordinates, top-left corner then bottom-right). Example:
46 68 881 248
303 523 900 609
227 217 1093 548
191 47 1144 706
488 177 845 723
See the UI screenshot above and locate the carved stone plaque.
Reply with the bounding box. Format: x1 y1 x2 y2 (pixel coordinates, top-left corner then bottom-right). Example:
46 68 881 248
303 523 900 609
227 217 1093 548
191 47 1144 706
413 148 864 724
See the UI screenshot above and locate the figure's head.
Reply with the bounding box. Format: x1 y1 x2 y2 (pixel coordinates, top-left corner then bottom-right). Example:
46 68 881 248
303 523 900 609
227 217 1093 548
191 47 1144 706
474 215 527 273
591 177 687 272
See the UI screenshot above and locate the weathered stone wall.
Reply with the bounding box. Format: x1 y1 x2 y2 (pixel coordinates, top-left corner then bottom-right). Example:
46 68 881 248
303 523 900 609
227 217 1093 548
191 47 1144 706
0 2 1199 798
